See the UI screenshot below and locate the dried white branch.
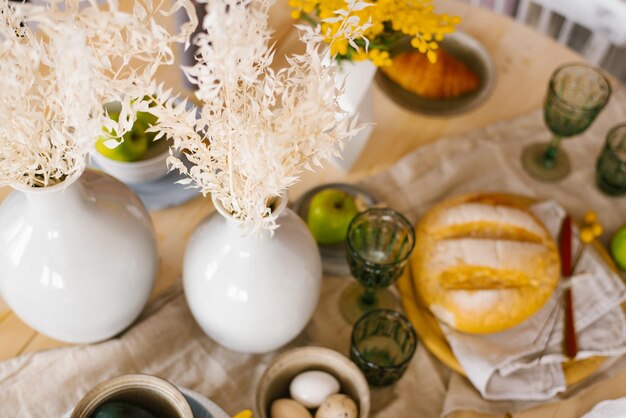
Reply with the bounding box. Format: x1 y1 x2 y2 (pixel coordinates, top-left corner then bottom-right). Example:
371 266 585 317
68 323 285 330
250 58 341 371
0 0 197 188
151 0 365 234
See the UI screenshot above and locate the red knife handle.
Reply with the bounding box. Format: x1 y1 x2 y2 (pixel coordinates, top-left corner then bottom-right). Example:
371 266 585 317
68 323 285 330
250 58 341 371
559 216 573 277
563 287 578 359
559 215 577 359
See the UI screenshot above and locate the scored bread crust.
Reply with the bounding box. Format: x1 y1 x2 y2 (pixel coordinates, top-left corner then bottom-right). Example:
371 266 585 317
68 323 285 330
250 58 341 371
412 193 560 334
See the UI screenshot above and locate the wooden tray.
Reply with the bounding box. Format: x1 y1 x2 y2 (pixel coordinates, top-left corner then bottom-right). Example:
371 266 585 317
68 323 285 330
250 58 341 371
398 194 618 386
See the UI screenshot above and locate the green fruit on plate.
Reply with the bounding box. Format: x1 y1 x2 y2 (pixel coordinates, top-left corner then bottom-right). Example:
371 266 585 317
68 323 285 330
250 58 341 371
307 188 359 246
96 111 152 162
610 225 626 270
136 110 158 129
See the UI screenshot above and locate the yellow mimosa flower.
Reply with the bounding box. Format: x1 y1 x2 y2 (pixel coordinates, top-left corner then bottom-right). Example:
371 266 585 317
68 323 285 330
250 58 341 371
290 0 459 66
369 49 393 66
330 38 349 56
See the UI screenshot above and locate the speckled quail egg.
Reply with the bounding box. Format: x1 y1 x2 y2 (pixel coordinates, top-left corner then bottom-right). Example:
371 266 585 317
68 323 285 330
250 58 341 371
315 393 358 418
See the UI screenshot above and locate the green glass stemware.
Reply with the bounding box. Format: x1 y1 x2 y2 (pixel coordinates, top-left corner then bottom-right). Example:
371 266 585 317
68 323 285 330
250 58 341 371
596 123 626 196
339 208 415 324
522 63 611 182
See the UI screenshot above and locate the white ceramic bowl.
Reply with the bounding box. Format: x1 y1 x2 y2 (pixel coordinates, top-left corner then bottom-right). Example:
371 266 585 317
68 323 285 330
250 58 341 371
91 138 173 185
92 97 197 185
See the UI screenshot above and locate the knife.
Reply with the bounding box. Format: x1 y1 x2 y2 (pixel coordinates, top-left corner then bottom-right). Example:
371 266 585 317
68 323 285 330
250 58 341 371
559 215 578 359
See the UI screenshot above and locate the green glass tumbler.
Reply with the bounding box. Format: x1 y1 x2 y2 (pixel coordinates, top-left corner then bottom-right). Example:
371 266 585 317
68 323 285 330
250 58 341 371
339 208 415 324
596 123 626 196
522 63 611 182
350 309 417 386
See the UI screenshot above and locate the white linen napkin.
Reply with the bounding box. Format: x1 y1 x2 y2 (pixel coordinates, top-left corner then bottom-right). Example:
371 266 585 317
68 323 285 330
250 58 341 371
441 200 626 401
582 397 626 418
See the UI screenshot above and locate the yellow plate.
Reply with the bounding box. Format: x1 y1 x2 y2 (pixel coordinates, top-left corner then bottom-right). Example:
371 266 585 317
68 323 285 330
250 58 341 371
398 193 617 386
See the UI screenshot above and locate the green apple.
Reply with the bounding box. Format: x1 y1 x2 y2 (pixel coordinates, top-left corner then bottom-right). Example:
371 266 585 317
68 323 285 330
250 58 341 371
610 225 626 270
96 111 151 162
136 110 158 132
307 188 359 246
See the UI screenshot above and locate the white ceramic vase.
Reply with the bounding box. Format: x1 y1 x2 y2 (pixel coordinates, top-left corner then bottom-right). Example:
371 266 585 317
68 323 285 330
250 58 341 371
331 60 377 172
0 169 157 343
184 194 322 353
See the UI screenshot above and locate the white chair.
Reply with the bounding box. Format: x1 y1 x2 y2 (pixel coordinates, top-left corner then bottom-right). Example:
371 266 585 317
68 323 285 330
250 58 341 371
467 0 511 15
516 0 626 66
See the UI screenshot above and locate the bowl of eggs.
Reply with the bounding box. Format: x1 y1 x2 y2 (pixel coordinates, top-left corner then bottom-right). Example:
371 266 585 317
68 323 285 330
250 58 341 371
256 346 370 418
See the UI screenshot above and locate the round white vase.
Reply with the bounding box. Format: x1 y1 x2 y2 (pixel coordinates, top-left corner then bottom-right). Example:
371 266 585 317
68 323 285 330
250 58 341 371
0 169 157 343
184 194 322 353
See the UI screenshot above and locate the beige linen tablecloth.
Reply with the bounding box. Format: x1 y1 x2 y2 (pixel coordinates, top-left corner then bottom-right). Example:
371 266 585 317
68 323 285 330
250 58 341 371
1 87 626 418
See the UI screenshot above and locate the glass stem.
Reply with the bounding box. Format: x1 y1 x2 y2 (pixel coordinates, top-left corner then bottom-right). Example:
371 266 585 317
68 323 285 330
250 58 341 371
542 135 562 168
361 287 377 307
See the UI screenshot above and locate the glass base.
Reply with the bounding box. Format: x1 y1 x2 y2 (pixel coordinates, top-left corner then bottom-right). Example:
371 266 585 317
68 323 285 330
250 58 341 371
339 283 397 325
596 173 626 196
522 142 571 182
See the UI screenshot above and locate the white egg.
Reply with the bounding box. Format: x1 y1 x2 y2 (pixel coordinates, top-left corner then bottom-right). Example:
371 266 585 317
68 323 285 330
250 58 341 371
315 394 358 418
271 398 313 418
289 370 341 409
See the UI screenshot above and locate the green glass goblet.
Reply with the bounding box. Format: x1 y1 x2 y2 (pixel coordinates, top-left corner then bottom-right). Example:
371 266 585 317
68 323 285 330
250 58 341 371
350 309 417 386
339 208 415 324
596 123 626 196
522 63 611 182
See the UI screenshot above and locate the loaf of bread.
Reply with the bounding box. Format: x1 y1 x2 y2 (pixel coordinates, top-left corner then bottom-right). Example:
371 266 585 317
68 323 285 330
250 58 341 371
382 49 480 99
412 194 560 334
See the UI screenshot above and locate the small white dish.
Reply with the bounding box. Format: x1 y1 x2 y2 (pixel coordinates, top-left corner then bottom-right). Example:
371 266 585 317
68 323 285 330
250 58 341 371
91 152 200 211
179 387 230 418
126 166 200 211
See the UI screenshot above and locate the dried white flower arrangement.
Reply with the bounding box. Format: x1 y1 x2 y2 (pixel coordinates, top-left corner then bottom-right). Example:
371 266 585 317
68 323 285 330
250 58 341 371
151 0 371 233
0 0 196 188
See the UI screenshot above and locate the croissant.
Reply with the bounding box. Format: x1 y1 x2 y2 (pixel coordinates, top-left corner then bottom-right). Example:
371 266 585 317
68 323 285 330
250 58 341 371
382 49 480 99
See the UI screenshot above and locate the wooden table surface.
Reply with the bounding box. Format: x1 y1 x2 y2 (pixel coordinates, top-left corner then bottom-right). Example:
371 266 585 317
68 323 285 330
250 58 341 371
0 1 594 416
